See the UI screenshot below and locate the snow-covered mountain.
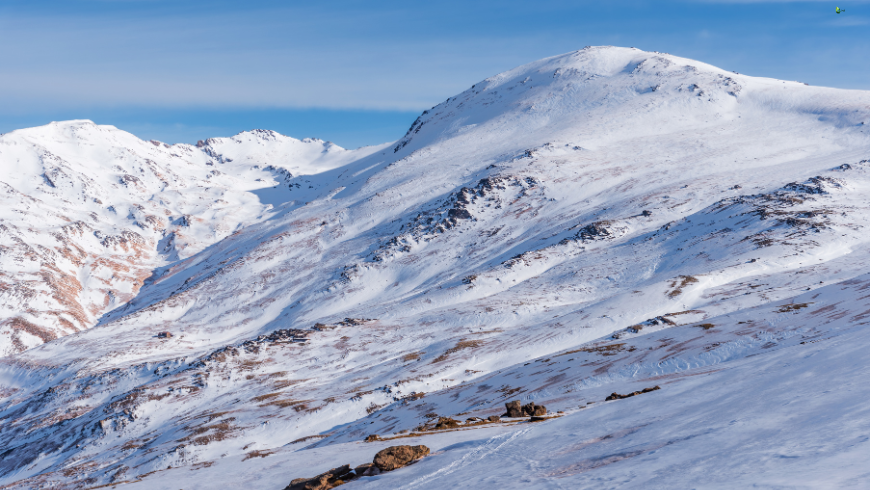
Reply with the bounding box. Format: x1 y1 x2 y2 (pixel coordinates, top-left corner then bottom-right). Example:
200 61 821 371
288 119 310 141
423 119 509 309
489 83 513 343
0 123 384 356
1 46 870 489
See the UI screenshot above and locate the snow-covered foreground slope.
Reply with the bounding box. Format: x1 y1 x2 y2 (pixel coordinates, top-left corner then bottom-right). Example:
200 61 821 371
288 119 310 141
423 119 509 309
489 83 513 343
114 277 870 489
1 46 870 488
0 123 383 356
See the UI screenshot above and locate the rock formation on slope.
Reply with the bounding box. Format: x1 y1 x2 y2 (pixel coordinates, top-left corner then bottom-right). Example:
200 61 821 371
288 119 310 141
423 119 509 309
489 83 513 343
0 46 870 488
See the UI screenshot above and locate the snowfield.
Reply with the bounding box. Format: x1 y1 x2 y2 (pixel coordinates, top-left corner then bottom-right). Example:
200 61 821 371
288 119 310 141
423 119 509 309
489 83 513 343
1 46 869 489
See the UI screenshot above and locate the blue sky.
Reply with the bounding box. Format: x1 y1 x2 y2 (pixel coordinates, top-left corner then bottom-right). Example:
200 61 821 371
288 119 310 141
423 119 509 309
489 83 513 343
1 0 867 148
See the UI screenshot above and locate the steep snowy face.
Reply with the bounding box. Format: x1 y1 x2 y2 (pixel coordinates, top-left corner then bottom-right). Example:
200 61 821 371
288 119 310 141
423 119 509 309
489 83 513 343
0 121 382 356
1 47 870 488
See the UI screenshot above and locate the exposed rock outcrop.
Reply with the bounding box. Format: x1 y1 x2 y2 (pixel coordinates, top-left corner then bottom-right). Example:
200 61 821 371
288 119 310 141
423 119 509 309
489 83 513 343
503 400 546 418
284 464 354 490
284 445 430 489
605 385 661 401
373 445 431 471
433 417 460 430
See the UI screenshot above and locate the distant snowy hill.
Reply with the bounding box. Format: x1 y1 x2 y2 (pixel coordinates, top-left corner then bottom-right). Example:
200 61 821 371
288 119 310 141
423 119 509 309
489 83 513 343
1 46 869 489
0 123 384 355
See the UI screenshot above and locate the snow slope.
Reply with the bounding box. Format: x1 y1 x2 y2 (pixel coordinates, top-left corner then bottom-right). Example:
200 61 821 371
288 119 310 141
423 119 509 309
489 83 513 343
0 122 383 356
0 46 869 488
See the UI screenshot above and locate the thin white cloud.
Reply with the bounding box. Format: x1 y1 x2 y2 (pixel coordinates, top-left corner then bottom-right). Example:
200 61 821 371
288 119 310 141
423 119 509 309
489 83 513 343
0 8 548 112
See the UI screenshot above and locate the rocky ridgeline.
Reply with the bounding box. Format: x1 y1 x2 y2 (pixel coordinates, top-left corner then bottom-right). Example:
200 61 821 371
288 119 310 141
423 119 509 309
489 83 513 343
284 445 430 490
195 319 375 366
712 175 847 235
370 175 535 263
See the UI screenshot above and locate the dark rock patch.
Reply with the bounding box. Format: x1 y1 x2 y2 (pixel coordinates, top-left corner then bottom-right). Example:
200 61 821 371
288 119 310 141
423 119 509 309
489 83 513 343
605 385 661 401
504 400 523 418
284 445 430 489
503 400 546 418
373 445 431 471
433 417 460 430
285 464 354 490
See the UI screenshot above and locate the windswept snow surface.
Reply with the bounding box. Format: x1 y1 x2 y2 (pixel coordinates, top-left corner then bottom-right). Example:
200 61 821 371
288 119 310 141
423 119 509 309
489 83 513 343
1 46 870 488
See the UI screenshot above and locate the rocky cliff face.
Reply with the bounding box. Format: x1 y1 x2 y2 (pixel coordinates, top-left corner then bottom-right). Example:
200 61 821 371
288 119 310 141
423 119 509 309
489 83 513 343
1 47 870 488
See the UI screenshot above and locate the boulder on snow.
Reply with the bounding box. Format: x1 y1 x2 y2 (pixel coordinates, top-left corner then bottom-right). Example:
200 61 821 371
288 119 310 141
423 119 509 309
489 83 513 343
285 464 354 490
373 445 430 471
504 400 546 418
504 400 523 418
487 415 501 423
434 417 460 430
356 463 380 477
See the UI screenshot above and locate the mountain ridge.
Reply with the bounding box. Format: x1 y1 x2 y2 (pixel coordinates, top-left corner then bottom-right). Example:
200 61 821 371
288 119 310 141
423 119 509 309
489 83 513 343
0 119 384 355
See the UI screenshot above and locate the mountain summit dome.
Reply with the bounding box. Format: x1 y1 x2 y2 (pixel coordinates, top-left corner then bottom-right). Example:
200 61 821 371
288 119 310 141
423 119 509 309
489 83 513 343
393 46 868 156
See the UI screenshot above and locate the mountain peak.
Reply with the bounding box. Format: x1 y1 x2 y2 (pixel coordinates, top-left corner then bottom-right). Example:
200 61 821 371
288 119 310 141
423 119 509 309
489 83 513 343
392 46 868 156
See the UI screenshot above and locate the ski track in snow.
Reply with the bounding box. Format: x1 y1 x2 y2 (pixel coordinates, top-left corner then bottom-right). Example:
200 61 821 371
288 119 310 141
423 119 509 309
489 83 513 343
395 428 530 489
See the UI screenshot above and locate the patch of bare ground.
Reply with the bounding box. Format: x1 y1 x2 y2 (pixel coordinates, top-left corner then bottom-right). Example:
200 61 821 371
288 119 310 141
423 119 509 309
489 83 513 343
433 340 483 363
290 434 327 445
496 385 523 398
777 302 812 313
667 275 699 297
182 418 239 446
121 439 147 451
665 309 705 316
34 406 93 429
366 402 387 414
192 410 236 423
401 351 424 362
251 392 281 403
243 449 276 461
260 398 311 411
5 316 58 344
271 379 304 389
694 323 716 331
557 343 631 357
400 392 425 402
